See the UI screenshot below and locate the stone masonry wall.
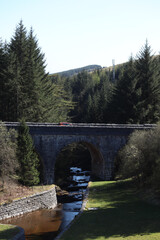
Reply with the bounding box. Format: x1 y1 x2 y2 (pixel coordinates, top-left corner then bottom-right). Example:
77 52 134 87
0 187 57 220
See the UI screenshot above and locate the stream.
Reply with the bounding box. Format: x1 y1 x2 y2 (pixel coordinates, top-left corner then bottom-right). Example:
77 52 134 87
0 167 90 240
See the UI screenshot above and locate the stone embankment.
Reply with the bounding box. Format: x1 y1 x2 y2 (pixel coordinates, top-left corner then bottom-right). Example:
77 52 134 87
0 187 57 220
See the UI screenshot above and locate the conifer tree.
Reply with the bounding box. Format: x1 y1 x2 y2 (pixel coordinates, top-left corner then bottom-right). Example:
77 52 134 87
23 28 48 121
7 21 28 121
0 41 9 121
47 74 74 122
108 56 138 123
70 71 89 122
17 119 40 186
135 41 160 123
99 73 114 123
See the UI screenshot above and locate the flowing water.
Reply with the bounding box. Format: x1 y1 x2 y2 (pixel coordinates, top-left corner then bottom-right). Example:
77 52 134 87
0 167 90 240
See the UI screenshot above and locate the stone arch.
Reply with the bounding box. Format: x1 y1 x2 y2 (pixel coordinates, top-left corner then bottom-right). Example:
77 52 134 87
54 139 105 181
32 133 128 184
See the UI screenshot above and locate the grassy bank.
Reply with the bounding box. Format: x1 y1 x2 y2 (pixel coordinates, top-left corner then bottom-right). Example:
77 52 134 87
0 183 55 205
0 224 19 240
59 180 160 240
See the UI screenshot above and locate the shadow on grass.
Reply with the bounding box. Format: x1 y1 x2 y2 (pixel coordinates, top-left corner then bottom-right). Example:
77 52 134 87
0 227 19 240
60 180 160 239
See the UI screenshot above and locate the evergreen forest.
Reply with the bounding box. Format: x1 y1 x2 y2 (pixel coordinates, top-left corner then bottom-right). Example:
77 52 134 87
50 41 160 124
1 21 160 124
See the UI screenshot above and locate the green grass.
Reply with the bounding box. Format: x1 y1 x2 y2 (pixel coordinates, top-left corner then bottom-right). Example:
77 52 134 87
59 180 160 240
0 224 19 240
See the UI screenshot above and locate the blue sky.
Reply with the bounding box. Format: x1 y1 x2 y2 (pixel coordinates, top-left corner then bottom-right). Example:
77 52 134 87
1 0 160 73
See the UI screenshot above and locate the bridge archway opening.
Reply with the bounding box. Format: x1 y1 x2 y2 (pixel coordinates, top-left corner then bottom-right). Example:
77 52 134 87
54 141 104 187
55 142 91 187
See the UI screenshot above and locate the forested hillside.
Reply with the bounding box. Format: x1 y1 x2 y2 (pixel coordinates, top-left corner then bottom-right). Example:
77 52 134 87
52 65 102 77
1 21 160 124
50 41 160 124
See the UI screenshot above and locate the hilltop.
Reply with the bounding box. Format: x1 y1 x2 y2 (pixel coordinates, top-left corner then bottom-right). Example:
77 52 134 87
51 65 102 77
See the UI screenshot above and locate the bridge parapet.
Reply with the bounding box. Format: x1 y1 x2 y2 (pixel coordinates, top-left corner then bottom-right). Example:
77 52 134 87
3 122 156 139
3 122 157 129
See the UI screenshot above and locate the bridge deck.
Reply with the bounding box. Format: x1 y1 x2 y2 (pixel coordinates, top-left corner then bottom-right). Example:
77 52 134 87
3 122 156 136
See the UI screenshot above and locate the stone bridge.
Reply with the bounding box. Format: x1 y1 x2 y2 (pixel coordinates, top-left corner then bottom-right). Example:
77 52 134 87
5 123 155 184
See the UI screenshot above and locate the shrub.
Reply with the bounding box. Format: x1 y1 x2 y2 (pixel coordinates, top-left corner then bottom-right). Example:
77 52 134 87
116 125 160 188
